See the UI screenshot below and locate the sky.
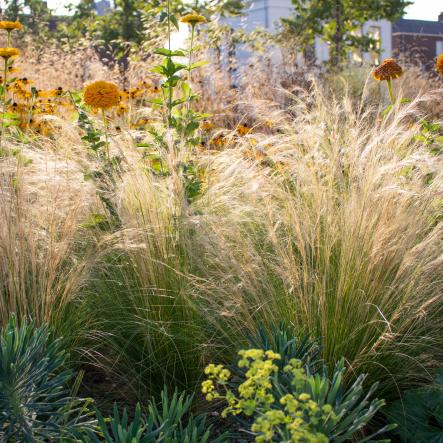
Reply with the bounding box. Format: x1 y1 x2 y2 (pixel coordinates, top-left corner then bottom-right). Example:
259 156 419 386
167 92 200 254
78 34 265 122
45 0 443 20
404 0 442 21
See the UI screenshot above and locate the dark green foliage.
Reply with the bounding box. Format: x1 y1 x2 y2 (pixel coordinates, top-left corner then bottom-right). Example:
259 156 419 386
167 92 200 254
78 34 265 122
228 325 394 441
83 389 229 442
303 359 397 442
74 99 122 228
181 161 203 203
246 323 321 372
0 315 95 442
386 370 443 442
147 389 228 442
415 119 443 155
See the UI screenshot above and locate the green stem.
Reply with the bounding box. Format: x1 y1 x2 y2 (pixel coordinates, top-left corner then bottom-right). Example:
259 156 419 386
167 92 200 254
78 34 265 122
101 108 109 160
386 79 395 105
188 26 195 86
180 24 196 143
0 57 9 152
166 0 172 127
167 0 171 53
7 31 11 48
186 25 195 110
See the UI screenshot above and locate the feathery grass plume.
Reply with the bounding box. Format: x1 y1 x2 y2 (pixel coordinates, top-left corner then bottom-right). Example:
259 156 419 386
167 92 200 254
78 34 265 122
0 139 97 348
81 140 208 398
192 84 443 399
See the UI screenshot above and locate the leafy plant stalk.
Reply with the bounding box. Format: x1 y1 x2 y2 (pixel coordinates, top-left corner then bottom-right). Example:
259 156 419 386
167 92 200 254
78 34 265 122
0 56 9 152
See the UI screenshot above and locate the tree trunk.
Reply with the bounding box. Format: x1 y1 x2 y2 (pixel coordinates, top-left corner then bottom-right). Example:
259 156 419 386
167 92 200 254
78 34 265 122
333 0 343 67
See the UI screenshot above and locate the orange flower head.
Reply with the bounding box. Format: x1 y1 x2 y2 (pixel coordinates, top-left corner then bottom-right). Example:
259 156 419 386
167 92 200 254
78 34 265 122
149 86 161 94
180 13 206 26
0 47 19 59
372 58 403 81
436 53 443 76
236 123 251 136
17 77 33 86
130 87 144 99
0 21 23 31
201 121 214 131
116 103 128 116
83 81 120 109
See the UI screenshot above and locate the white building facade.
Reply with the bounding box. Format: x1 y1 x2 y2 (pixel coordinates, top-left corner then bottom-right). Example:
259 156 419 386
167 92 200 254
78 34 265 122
230 0 392 64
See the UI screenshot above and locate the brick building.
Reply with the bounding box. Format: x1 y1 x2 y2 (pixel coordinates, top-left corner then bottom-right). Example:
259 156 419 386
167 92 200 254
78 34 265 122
392 13 443 69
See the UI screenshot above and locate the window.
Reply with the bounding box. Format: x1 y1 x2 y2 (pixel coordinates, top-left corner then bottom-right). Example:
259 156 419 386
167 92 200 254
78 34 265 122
368 26 381 65
351 27 363 63
437 41 443 56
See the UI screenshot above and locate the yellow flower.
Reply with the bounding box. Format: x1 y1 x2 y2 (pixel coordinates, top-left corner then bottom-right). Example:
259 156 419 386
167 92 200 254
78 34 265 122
137 80 151 90
436 53 443 76
119 89 129 101
134 117 149 127
37 90 52 98
8 102 26 114
17 77 32 86
372 58 403 81
237 123 251 136
0 21 23 31
180 13 206 26
130 87 144 99
201 120 214 131
149 86 161 94
39 89 62 98
116 103 128 116
211 135 225 149
83 80 120 109
8 66 19 74
0 47 19 59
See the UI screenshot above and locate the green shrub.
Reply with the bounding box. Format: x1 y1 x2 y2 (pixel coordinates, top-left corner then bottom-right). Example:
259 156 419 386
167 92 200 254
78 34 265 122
386 370 443 442
0 315 95 442
203 348 395 442
245 324 321 373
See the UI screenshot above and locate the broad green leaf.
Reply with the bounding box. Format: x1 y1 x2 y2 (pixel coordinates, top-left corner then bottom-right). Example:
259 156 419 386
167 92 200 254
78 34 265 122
155 48 186 57
189 60 209 70
170 14 179 31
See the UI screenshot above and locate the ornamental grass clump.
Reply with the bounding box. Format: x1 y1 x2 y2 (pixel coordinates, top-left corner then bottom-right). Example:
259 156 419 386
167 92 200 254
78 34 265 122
194 84 443 400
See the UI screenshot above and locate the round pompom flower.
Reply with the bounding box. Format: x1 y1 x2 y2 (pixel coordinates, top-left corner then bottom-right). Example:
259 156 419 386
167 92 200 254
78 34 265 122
436 53 443 77
0 47 19 59
0 21 23 31
83 81 120 109
180 13 206 26
372 58 403 81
